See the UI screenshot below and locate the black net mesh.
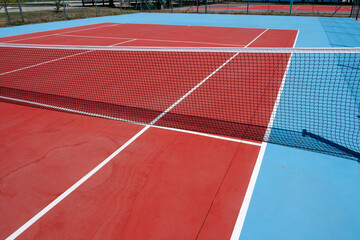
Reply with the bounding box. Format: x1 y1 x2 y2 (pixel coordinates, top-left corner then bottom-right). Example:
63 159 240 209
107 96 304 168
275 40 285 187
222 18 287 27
1 45 359 161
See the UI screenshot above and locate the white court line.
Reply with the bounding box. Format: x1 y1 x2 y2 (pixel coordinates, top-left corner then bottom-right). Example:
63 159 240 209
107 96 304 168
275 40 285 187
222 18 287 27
2 23 120 43
0 96 138 123
0 95 261 147
230 141 267 240
5 125 151 240
56 33 247 47
0 34 132 76
150 51 241 124
109 39 137 47
0 51 91 76
244 29 269 48
5 44 242 240
230 29 299 240
293 30 300 48
151 125 262 146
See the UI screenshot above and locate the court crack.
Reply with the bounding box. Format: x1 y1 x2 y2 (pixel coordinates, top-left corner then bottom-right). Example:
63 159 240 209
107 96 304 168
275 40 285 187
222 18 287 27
0 141 90 184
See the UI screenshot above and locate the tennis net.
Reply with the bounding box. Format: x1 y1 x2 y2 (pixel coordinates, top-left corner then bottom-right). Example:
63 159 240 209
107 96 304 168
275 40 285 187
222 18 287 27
1 44 359 161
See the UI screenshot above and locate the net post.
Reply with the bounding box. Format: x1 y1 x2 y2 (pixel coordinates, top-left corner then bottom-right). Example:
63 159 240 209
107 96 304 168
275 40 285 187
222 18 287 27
17 0 24 23
95 0 98 16
196 0 198 13
289 0 293 15
205 0 207 13
246 0 249 14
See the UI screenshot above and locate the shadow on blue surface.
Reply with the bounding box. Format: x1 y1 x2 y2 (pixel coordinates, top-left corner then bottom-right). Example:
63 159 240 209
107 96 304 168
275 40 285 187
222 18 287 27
269 52 360 161
302 129 360 162
319 17 360 47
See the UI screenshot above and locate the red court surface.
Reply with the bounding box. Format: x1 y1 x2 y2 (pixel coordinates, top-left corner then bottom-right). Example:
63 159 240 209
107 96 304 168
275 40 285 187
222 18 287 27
0 23 297 48
195 4 351 13
0 23 297 239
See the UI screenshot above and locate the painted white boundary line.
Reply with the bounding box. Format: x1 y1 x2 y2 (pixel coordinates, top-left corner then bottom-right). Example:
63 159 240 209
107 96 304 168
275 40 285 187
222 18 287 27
5 125 151 240
229 142 268 240
244 29 269 48
0 37 137 75
5 45 241 240
0 25 124 75
293 30 300 50
150 51 240 124
0 96 261 146
0 51 91 76
110 39 137 47
1 23 249 48
263 55 294 141
3 23 120 43
151 125 262 146
56 33 247 47
229 56 294 240
0 96 137 123
230 29 299 240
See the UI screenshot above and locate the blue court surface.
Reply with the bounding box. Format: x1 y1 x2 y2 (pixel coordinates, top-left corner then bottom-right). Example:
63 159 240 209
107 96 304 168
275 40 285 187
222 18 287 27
1 13 359 239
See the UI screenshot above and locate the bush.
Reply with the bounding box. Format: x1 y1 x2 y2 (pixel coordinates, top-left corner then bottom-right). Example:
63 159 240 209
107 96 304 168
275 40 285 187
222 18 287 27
54 0 61 13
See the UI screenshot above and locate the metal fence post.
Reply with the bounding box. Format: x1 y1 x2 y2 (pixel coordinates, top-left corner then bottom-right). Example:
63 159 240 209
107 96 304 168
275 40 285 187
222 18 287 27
351 0 360 20
2 0 10 24
17 0 24 23
62 0 67 18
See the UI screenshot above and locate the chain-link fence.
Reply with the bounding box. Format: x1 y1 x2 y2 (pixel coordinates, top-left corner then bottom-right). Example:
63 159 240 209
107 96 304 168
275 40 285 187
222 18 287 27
0 0 356 27
176 0 353 16
350 0 359 20
0 0 136 27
